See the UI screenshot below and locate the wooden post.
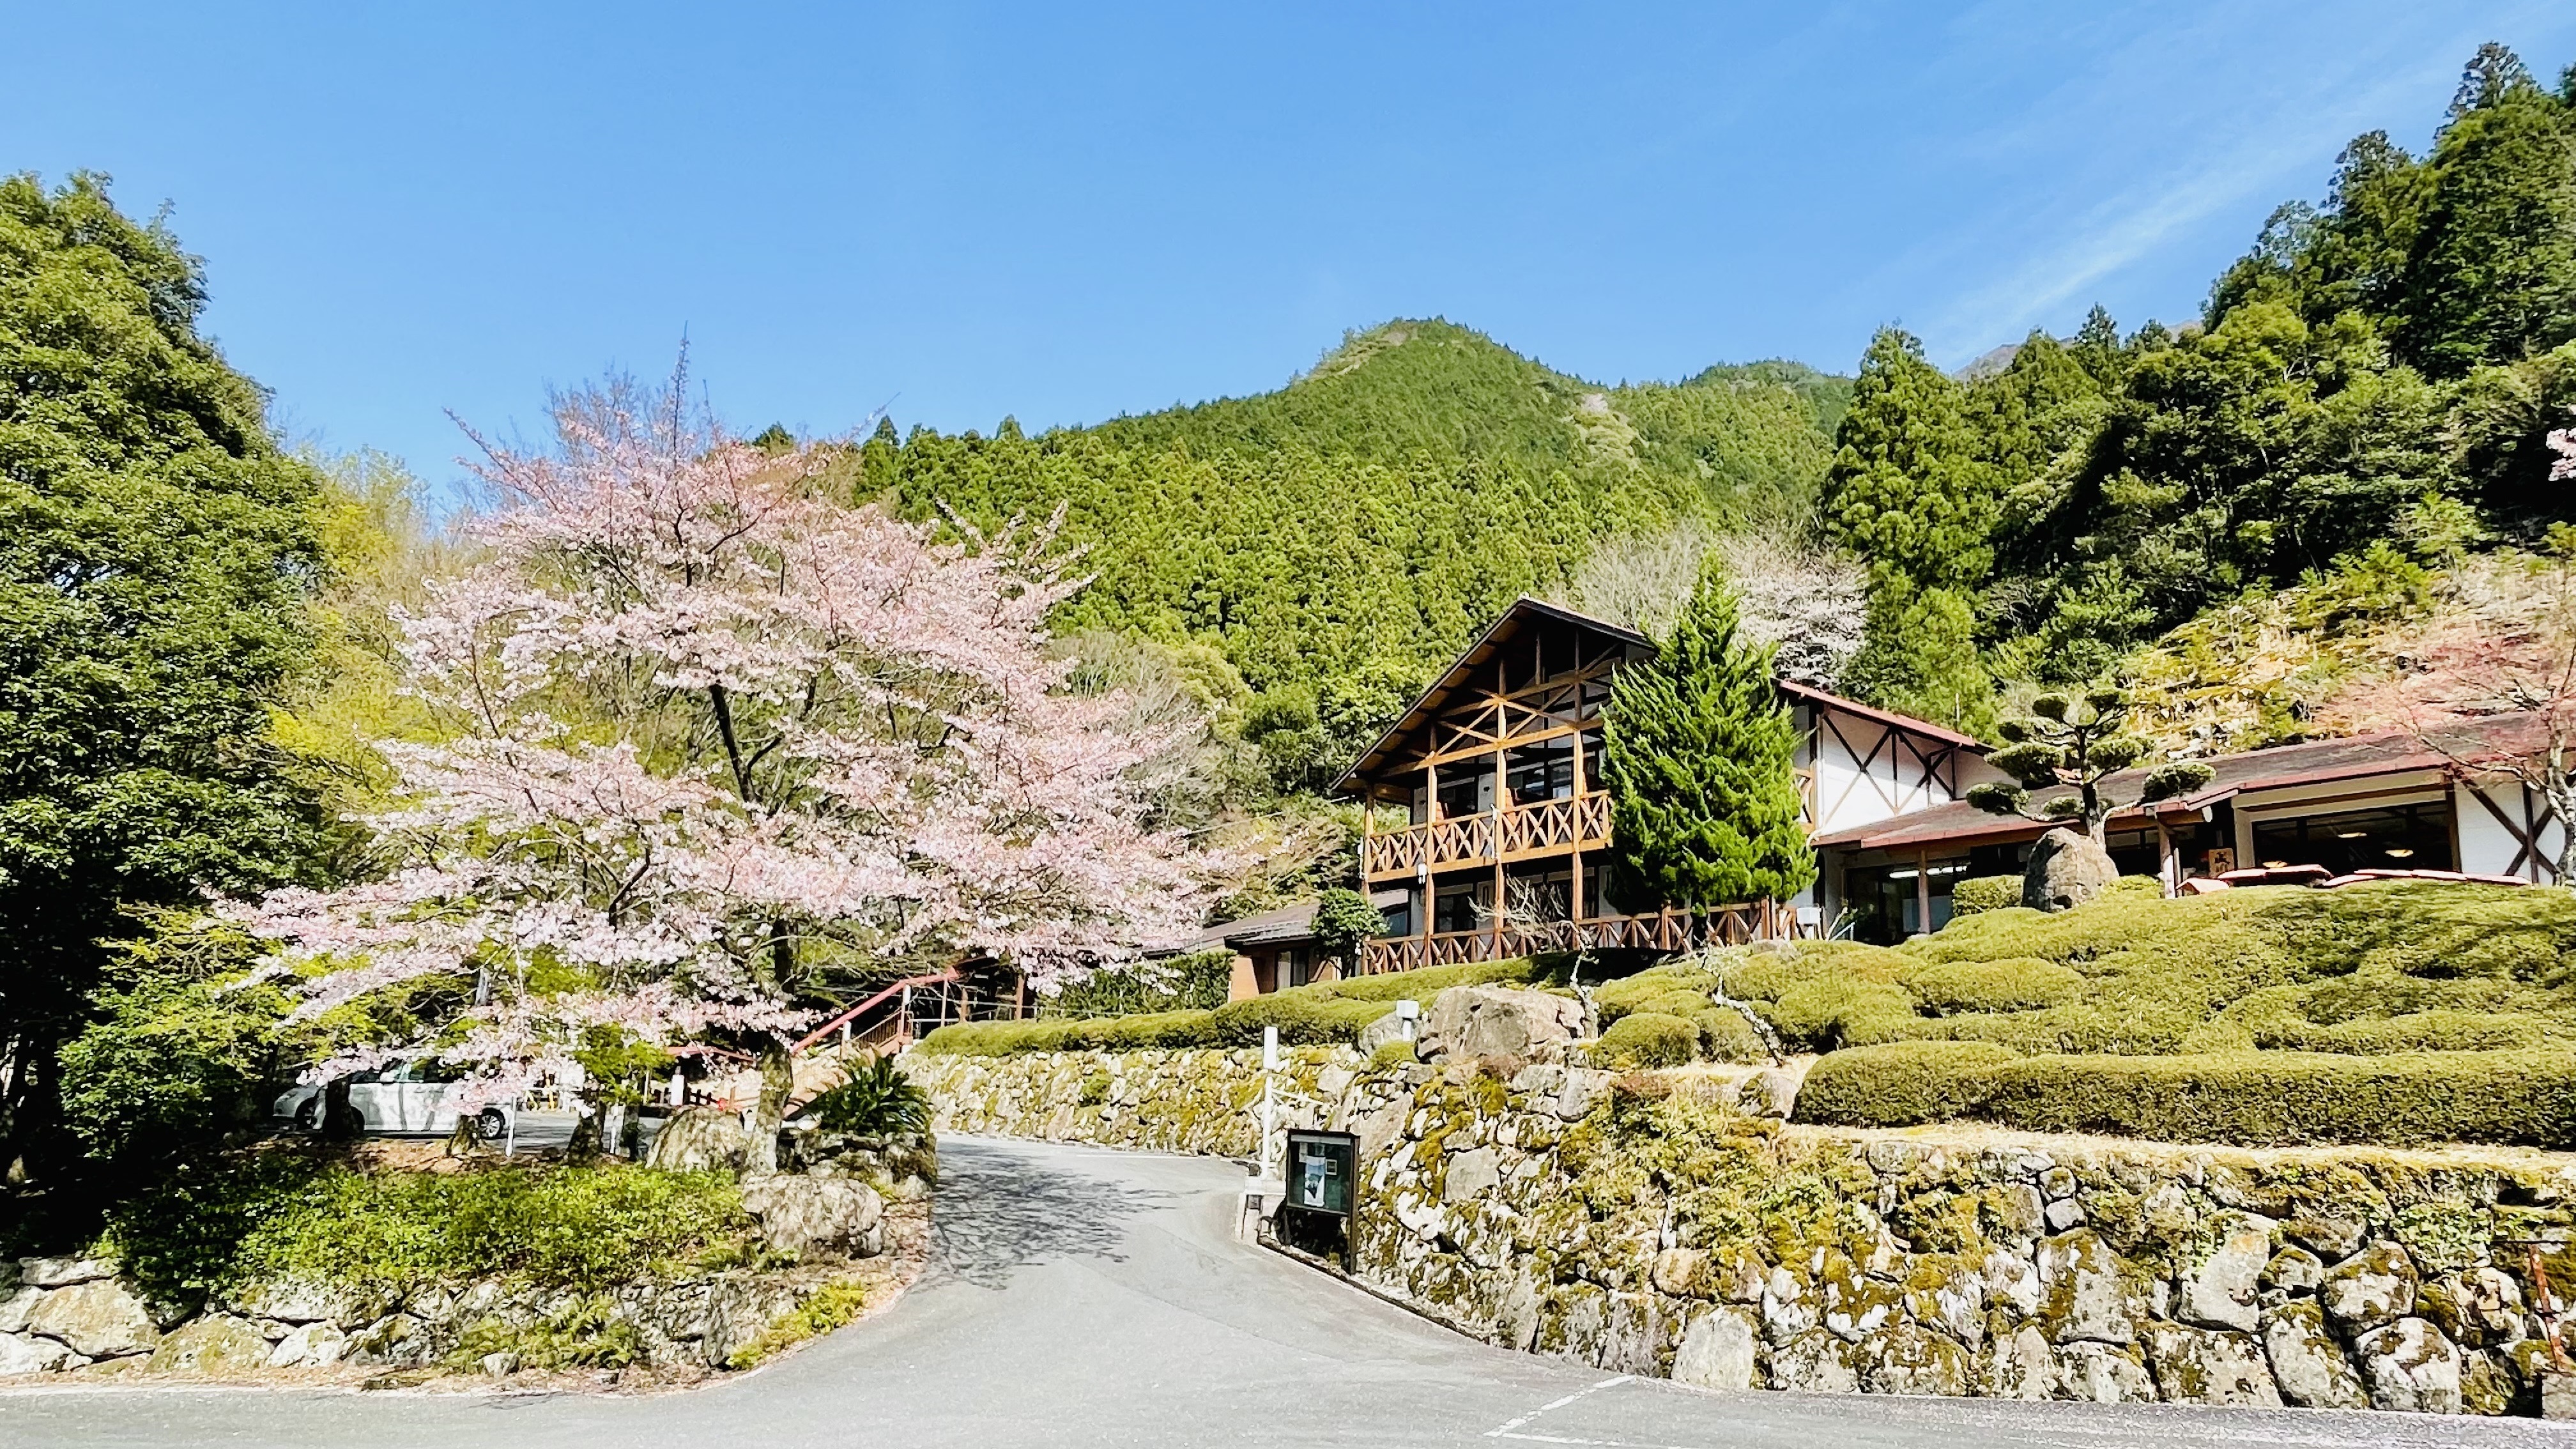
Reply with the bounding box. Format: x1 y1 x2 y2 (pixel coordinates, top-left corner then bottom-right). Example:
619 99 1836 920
1568 729 1587 929
1491 742 1506 962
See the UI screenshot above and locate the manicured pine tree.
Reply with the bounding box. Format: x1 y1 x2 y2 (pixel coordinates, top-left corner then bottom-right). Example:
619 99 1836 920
1600 572 1816 907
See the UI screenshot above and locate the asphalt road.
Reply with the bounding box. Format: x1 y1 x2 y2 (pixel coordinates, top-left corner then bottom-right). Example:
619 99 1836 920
6 1135 2574 1448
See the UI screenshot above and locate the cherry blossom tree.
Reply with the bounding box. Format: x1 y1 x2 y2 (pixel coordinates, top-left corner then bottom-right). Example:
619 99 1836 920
242 379 1231 1165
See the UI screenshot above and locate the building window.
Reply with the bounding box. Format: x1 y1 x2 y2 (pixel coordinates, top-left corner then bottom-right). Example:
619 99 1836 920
1504 737 1576 804
1843 859 1971 944
1435 763 1491 820
2251 802 2454 875
1282 946 1313 989
1375 889 1417 939
1503 862 1572 923
1432 877 1489 934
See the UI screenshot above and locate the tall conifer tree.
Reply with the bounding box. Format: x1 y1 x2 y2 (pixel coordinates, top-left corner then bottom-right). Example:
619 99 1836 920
1600 575 1815 907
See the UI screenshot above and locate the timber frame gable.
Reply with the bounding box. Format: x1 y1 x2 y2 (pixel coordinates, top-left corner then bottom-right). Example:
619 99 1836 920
1332 597 1995 972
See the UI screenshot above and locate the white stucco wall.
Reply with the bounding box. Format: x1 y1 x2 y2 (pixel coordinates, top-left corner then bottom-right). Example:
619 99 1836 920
2457 779 2568 881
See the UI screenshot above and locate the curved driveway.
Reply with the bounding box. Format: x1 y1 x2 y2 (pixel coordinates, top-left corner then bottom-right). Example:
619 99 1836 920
3 1136 2570 1448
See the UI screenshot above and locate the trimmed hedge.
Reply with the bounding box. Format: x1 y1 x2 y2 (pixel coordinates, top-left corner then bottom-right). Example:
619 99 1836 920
1947 874 2022 916
1975 1051 2576 1148
1597 1012 1698 1068
1791 1045 2576 1149
1793 1041 2020 1127
916 958 1552 1055
1902 957 2085 1016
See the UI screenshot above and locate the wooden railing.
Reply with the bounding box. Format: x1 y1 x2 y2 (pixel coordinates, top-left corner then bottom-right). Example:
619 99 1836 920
1356 900 1811 974
1363 792 1613 878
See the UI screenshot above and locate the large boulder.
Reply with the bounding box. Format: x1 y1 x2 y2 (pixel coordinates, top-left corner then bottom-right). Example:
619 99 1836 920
740 1176 887 1259
2177 1212 2272 1333
0 1333 77 1374
646 1105 750 1172
1670 1306 1758 1391
26 1278 159 1360
2143 1324 2280 1406
1416 986 1583 1062
2262 1300 2370 1408
146 1315 273 1374
225 1275 392 1328
2354 1316 2464 1414
265 1321 348 1368
2023 828 2118 912
2320 1243 2418 1335
17 1257 114 1289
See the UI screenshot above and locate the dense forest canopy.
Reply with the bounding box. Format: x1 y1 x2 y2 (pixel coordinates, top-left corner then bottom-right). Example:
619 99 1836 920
867 319 1851 785
1825 43 2576 734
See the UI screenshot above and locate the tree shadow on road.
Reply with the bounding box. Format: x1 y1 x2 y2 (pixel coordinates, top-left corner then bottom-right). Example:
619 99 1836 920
928 1142 1179 1289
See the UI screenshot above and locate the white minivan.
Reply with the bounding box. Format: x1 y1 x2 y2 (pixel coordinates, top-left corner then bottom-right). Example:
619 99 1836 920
273 1059 515 1140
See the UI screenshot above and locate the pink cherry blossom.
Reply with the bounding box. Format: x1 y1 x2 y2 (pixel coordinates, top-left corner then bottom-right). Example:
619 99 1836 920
241 385 1236 1112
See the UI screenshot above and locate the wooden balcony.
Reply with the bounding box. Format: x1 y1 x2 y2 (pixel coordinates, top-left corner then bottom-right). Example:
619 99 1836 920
1356 900 1811 974
1363 792 1612 878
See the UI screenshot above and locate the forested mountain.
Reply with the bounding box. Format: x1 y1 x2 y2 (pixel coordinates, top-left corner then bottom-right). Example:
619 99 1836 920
1825 43 2576 742
866 319 1850 781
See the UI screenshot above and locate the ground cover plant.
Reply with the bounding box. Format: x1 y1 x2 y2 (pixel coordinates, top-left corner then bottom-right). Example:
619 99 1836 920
100 1146 754 1303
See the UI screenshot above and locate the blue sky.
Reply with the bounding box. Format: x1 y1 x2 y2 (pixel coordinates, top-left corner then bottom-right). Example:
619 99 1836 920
8 2 2575 490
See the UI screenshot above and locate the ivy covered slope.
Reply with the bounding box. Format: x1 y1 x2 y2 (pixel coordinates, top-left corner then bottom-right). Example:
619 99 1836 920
868 319 1848 763
1597 878 2576 1147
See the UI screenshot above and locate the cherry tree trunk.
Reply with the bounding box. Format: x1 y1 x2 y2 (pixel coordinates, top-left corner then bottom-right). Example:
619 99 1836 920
745 1043 793 1175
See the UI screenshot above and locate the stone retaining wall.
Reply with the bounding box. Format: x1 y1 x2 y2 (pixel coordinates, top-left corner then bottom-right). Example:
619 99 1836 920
906 1048 2576 1417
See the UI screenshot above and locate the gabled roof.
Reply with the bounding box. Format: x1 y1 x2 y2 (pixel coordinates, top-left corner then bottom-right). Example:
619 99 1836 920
1153 900 1317 957
1331 597 1649 793
1330 595 1983 795
1807 712 2554 853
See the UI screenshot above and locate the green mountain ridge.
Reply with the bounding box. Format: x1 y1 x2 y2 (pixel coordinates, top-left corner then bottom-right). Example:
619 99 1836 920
870 318 1850 778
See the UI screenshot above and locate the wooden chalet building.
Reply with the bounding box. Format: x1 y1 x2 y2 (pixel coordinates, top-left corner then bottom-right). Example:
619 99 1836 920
1331 597 2004 970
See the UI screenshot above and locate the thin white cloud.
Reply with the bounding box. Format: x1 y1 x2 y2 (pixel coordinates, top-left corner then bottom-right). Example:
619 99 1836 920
1927 3 2565 351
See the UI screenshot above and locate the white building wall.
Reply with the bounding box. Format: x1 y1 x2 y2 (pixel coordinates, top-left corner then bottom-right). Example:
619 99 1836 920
2457 779 2568 882
1801 704 2003 835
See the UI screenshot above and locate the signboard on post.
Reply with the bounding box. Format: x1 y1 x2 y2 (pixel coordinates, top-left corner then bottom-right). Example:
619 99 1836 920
1284 1130 1357 1218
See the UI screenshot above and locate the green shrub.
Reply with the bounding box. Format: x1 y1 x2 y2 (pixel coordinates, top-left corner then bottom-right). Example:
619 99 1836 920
1948 875 2022 916
801 1055 931 1136
1973 1051 2576 1148
1597 1012 1698 1068
1209 992 1390 1044
1902 958 2085 1015
106 1153 752 1300
1368 1039 1418 1070
1793 1041 2019 1126
1765 977 1915 1052
1038 949 1232 1018
1727 941 1908 1002
916 958 1552 1055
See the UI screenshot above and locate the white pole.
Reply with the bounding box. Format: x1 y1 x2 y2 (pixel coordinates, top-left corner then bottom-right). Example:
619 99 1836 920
1261 1025 1280 1181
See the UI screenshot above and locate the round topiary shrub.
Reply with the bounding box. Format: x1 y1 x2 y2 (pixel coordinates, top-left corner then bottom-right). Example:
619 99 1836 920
1791 1040 2020 1126
1903 957 2087 1016
1765 977 1918 1052
1597 1011 1699 1068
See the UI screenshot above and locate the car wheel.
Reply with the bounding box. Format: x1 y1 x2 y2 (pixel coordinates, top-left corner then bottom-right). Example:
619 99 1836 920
293 1100 321 1132
473 1108 509 1142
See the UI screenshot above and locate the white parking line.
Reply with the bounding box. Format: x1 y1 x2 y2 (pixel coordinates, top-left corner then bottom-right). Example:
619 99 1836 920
1485 1375 1687 1446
